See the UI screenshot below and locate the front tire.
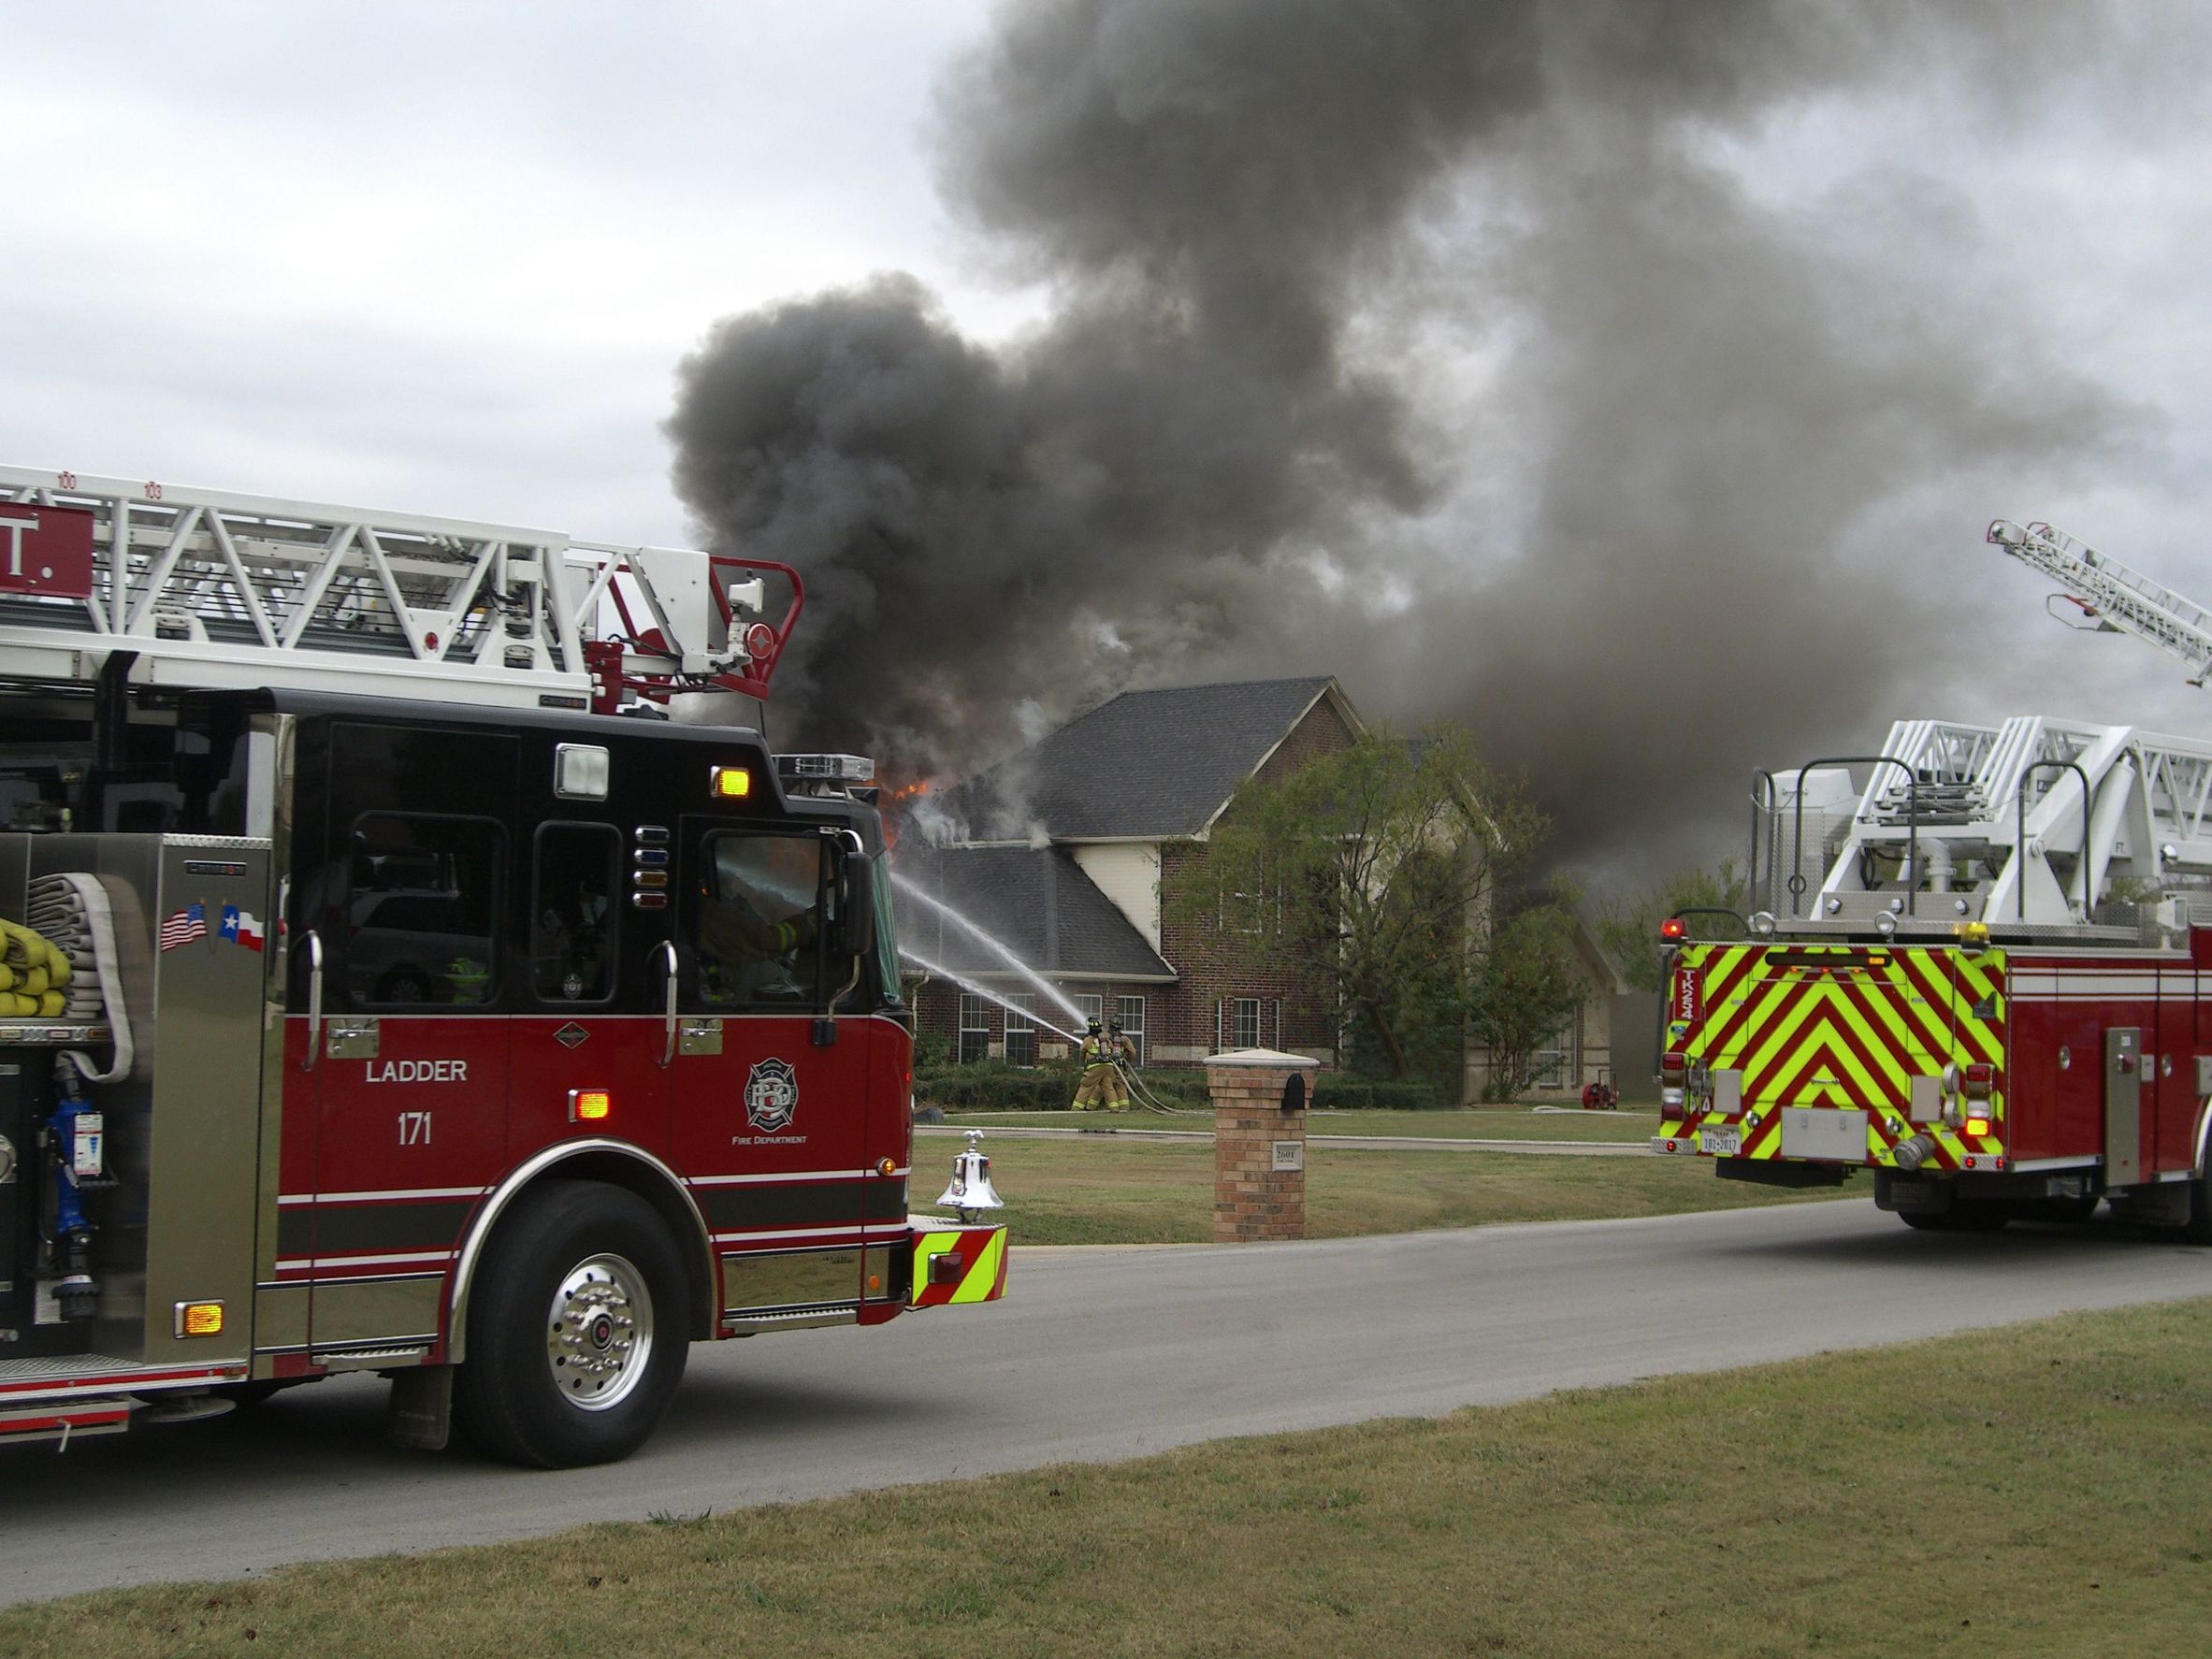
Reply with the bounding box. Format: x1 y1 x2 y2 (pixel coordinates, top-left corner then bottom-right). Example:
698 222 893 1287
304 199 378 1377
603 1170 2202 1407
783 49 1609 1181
2184 1167 2212 1246
455 1180 690 1467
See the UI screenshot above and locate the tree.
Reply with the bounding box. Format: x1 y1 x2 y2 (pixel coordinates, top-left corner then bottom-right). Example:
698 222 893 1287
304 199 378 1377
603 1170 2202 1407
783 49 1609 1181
1467 892 1590 1102
1165 724 1575 1090
1594 860 1744 993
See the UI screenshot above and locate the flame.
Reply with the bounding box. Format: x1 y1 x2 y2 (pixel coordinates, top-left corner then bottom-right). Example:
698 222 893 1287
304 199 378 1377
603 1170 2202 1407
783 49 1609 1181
879 778 935 847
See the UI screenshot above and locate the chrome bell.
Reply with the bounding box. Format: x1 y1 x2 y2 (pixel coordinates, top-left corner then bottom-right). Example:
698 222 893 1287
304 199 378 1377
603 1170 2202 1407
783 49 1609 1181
934 1130 1005 1222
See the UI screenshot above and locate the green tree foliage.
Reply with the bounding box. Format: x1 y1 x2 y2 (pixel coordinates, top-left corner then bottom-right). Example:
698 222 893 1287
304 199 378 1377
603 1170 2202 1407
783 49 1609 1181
1165 725 1579 1090
1467 889 1590 1102
1595 860 1745 992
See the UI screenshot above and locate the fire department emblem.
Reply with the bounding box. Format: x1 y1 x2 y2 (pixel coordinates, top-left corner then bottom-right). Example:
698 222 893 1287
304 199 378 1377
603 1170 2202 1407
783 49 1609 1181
745 1059 800 1134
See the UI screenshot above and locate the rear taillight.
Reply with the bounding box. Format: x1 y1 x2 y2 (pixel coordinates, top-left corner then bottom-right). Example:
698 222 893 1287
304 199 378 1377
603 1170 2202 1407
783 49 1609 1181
1660 1051 1688 1087
1963 1062 1995 1101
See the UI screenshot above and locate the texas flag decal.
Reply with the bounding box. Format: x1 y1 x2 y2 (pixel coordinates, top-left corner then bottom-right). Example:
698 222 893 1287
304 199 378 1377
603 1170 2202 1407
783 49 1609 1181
218 904 266 952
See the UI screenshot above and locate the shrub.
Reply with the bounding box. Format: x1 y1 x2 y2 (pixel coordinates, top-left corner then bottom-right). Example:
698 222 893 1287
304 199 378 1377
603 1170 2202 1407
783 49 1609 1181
1309 1077 1448 1111
916 1062 1079 1112
914 1062 1438 1112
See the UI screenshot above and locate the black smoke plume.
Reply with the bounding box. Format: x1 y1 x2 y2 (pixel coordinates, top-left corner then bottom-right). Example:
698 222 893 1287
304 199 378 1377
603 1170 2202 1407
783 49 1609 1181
668 0 2160 869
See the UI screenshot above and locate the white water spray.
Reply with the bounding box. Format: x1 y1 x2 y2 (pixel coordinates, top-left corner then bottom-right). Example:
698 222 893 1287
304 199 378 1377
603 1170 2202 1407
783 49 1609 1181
889 869 1091 1026
899 945 1081 1043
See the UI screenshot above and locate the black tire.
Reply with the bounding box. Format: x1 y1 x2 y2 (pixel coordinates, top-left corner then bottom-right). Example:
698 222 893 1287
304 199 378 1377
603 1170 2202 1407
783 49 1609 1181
2018 1193 2102 1226
375 966 433 1003
1898 1200 2007 1233
2184 1170 2212 1246
213 1378 310 1407
454 1180 690 1468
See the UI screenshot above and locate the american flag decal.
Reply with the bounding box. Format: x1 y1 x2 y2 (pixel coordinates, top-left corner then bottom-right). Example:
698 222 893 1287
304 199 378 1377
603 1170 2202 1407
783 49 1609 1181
158 901 207 952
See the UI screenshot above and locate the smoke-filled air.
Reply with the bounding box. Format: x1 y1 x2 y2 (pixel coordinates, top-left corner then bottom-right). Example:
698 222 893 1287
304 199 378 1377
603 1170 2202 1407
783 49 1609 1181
666 0 2189 873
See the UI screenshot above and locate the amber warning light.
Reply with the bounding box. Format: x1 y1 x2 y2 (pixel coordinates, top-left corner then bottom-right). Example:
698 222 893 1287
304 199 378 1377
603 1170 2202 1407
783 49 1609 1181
711 766 752 800
569 1089 613 1122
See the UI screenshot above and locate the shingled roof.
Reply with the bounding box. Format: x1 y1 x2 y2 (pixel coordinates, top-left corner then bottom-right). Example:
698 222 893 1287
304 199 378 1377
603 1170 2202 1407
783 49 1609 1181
892 842 1175 982
954 676 1346 840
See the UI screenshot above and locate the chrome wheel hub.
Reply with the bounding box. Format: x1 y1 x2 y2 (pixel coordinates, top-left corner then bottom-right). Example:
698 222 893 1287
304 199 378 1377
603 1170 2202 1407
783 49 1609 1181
545 1252 654 1412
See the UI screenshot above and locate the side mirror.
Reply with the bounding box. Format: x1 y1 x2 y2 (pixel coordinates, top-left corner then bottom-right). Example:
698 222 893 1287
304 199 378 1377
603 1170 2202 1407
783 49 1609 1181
833 847 878 964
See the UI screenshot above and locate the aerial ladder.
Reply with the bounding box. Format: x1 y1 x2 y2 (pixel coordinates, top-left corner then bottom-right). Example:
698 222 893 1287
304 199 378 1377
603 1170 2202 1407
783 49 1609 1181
1742 521 2212 935
1986 517 2212 686
0 465 801 714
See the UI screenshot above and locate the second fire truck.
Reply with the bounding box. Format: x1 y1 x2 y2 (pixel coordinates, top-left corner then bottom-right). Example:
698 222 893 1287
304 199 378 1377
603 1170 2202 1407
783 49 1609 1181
1656 519 2212 1239
0 466 1006 1466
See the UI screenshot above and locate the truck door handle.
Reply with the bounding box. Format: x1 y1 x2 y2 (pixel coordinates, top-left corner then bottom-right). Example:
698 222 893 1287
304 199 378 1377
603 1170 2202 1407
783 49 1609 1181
656 940 678 1069
302 930 324 1071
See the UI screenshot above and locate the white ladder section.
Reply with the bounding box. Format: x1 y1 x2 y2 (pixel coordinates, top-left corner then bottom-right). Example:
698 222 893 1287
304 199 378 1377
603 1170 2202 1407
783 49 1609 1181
0 467 780 713
1988 518 2212 685
1800 715 2212 925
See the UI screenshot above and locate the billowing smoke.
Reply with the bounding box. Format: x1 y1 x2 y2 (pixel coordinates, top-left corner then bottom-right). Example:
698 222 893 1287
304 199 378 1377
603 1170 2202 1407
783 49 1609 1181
668 0 2162 871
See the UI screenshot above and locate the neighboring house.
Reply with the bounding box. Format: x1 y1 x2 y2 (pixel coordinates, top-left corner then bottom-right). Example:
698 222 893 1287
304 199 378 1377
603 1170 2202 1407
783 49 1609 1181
898 676 1361 1068
1461 916 1638 1103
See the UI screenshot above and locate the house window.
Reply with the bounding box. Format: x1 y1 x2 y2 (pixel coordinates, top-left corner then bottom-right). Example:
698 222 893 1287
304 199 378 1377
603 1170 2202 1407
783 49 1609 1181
1531 1014 1577 1089
1223 997 1262 1051
958 994 991 1064
1005 993 1037 1068
1116 995 1146 1064
1075 992 1104 1028
1219 858 1278 934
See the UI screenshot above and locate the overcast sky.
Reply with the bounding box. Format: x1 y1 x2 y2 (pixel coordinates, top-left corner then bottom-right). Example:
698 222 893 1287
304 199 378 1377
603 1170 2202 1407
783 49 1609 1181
7 4 1006 541
9 3 2212 875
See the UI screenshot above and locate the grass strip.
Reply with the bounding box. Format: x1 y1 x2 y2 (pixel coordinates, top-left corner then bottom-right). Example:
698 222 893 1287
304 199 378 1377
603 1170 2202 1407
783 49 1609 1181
937 1118 1663 1141
941 1106 1660 1142
7 1297 2207 1657
970 1138 1851 1246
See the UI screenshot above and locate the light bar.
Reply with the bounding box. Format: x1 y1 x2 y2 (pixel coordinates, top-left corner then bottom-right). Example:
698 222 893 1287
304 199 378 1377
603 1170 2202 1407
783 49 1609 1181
775 753 875 783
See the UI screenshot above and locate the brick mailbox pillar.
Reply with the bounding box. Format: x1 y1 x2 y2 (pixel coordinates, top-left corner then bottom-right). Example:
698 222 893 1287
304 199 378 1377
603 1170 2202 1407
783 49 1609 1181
1208 1046 1319 1243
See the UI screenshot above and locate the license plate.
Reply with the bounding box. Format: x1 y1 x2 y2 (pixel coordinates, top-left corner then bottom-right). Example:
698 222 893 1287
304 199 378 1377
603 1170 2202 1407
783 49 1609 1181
1701 1124 1742 1157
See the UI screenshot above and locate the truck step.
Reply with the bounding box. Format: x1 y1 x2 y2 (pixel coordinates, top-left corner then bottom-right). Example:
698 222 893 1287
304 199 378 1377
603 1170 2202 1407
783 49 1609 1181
0 1394 132 1445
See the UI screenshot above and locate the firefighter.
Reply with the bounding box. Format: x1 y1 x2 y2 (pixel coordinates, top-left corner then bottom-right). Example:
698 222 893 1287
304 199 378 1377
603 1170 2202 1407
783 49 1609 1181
1105 1017 1139 1111
699 839 819 1001
1070 1017 1119 1112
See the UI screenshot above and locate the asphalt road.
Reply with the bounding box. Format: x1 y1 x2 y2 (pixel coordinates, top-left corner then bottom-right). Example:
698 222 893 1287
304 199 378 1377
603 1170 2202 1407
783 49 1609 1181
4 1200 2206 1607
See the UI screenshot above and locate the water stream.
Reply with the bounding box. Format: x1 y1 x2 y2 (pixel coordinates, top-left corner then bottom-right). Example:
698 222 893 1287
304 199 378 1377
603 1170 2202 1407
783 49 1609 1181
897 945 1082 1043
889 869 1092 1027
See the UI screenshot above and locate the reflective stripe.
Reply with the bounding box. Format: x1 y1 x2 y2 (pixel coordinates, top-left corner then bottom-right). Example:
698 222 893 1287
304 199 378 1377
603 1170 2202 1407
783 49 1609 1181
1675 943 2007 1168
910 1226 1009 1307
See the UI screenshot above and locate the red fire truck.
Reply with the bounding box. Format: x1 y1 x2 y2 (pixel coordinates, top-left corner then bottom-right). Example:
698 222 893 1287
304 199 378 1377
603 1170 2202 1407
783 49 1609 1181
1657 523 2212 1238
0 467 1006 1466
1656 714 2212 1238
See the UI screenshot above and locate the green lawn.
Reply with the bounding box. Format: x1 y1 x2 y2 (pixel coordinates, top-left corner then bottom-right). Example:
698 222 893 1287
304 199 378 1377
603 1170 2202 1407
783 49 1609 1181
935 1105 1657 1142
10 1298 2206 1656
947 1136 1847 1246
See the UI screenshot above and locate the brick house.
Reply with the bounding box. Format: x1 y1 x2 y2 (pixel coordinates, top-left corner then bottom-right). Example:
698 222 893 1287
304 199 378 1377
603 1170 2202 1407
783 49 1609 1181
895 674 1637 1100
898 676 1361 1069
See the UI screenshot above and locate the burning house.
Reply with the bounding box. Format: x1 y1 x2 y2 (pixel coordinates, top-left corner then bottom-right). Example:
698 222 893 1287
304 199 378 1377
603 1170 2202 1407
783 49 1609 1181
896 675 1357 1069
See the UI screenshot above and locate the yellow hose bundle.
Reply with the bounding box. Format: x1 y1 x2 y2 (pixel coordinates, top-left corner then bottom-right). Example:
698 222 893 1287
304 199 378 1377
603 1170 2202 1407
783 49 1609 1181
0 918 73 1009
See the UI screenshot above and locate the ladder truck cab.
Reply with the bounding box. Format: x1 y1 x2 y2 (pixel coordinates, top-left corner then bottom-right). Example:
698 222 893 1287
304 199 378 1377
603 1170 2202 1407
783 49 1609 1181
0 467 1005 1465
